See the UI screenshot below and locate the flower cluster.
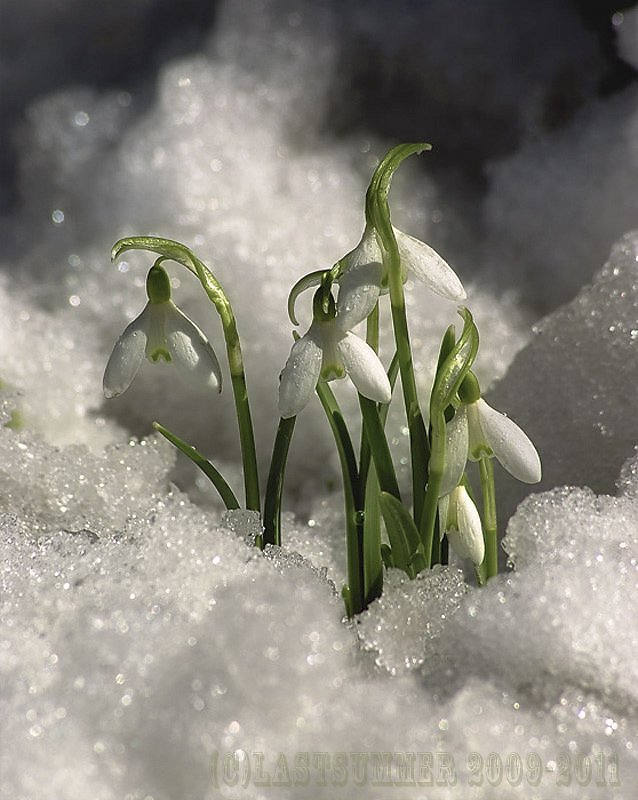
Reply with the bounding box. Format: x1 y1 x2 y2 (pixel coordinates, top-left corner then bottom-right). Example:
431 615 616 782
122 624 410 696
102 144 545 617
279 224 466 417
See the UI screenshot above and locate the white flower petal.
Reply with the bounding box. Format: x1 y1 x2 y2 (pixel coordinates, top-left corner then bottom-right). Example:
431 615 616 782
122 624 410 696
336 230 383 330
337 331 391 403
165 304 222 393
278 327 323 418
439 405 469 497
394 227 466 301
476 398 542 483
103 306 149 398
448 486 485 565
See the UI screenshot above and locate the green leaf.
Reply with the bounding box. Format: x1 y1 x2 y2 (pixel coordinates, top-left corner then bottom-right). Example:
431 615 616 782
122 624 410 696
359 395 400 500
379 491 422 575
287 270 325 325
153 422 240 510
380 543 394 570
431 307 479 417
363 464 383 606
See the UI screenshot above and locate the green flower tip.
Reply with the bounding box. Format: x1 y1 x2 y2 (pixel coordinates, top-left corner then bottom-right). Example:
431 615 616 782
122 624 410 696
146 263 171 304
459 371 481 404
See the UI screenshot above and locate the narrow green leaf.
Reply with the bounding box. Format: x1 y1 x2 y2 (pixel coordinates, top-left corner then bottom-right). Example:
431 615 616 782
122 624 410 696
431 308 479 417
341 585 354 619
379 491 422 575
380 543 394 570
287 270 325 325
153 422 240 510
263 415 297 547
363 464 383 606
359 395 400 501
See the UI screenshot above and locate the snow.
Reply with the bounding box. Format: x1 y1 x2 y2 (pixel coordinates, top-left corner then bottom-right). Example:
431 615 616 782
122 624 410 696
1 0 638 797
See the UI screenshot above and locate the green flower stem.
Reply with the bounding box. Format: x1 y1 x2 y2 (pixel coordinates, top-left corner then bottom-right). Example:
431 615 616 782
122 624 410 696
111 237 260 511
262 415 297 548
153 422 239 510
419 410 446 567
358 396 401 501
479 456 498 580
379 350 400 427
367 145 432 525
315 381 363 616
363 464 383 606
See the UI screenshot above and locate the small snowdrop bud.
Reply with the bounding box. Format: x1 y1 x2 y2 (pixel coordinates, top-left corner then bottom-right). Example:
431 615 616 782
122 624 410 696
439 486 485 566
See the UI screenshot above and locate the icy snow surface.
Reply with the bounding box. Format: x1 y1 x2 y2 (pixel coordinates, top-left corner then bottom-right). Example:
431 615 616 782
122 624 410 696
2 1 638 798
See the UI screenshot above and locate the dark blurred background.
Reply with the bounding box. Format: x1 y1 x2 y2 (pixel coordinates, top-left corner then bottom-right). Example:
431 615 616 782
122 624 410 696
1 0 636 311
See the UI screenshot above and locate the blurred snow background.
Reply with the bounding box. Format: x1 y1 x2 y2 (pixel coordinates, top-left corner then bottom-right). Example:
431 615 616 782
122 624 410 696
1 0 637 797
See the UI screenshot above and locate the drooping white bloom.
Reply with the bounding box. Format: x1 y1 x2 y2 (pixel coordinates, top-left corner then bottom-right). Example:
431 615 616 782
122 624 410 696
278 283 392 418
338 224 466 304
103 300 222 398
466 398 541 483
438 397 542 489
439 485 485 566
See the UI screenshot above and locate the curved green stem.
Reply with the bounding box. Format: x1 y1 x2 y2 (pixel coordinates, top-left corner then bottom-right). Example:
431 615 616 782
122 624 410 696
479 457 498 580
153 422 239 510
262 416 296 548
367 147 431 525
112 237 260 511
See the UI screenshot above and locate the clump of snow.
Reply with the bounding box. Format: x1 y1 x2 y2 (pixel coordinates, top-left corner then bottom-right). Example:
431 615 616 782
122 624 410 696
356 566 467 675
0 278 123 449
443 464 638 707
0 394 174 535
488 231 638 523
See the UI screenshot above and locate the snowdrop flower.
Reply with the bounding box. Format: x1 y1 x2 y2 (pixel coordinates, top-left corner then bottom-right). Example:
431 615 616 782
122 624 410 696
439 485 485 566
465 398 541 483
103 263 222 398
440 373 542 486
339 224 466 304
278 287 392 418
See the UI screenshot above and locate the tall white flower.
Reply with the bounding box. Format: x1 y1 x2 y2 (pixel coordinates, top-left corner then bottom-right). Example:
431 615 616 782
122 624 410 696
103 264 222 398
338 224 466 305
439 485 485 566
278 287 392 418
